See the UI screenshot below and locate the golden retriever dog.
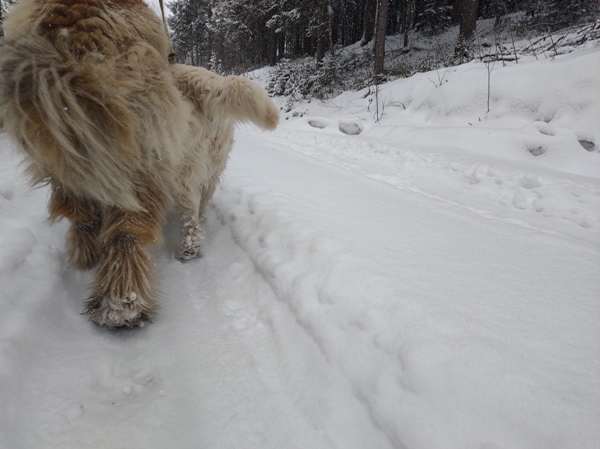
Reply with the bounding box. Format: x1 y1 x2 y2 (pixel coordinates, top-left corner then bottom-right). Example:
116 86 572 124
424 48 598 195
0 0 278 327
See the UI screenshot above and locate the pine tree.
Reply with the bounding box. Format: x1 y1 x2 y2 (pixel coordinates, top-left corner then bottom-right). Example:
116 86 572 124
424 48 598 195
168 0 212 67
415 0 452 35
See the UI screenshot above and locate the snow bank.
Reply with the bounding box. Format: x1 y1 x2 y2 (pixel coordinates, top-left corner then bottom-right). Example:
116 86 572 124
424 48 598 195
282 49 600 178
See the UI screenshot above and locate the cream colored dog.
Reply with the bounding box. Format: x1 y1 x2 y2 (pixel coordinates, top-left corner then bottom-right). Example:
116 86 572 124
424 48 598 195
0 0 278 327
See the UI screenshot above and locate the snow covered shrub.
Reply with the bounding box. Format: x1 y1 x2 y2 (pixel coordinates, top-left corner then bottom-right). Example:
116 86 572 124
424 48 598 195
266 58 309 99
267 50 374 101
415 0 453 36
523 0 599 31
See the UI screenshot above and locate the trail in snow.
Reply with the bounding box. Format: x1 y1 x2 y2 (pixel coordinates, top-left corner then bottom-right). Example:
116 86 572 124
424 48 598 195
260 125 600 241
217 131 600 449
0 133 389 449
1 46 600 449
2 126 598 448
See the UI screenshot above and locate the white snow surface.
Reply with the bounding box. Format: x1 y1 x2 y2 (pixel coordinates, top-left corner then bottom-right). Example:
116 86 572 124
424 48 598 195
1 47 599 449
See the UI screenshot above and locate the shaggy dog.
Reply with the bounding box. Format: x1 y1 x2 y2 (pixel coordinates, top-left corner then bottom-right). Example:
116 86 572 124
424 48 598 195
0 0 278 327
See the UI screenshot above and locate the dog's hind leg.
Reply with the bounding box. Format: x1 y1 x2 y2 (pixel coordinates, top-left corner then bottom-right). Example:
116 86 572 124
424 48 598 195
48 182 102 270
198 175 220 222
178 174 222 260
176 173 221 260
84 181 168 327
173 165 206 261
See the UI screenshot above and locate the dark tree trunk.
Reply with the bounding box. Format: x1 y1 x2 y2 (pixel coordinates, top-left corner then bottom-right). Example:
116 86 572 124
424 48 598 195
267 29 276 66
278 33 285 60
402 0 411 48
316 0 327 68
374 0 390 76
361 0 377 45
455 0 479 62
328 1 335 54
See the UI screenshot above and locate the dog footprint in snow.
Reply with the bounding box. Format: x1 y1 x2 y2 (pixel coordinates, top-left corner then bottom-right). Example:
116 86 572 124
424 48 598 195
93 360 158 399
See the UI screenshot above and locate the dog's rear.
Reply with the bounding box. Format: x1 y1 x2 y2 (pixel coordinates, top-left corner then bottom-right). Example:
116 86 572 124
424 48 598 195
0 1 279 326
0 0 191 327
0 0 188 210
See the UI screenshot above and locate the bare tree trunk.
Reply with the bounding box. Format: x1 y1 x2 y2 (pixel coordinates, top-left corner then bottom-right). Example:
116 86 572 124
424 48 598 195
328 1 335 55
316 0 327 68
403 0 411 48
374 0 390 77
455 0 479 63
278 33 285 61
268 29 276 66
360 0 377 45
0 1 3 129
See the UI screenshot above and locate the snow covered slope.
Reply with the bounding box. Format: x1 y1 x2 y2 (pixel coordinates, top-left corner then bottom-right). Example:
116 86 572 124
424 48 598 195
1 46 599 448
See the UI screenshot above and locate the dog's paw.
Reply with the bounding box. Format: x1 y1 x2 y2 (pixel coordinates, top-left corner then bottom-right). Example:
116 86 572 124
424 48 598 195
84 292 154 328
85 240 158 328
178 216 205 260
177 234 203 260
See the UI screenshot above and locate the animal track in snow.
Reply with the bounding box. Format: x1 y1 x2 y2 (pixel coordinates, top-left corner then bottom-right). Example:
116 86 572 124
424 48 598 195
92 358 159 400
258 128 600 238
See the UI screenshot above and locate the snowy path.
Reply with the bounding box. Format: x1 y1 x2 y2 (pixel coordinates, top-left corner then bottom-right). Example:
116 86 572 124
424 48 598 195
1 123 599 449
0 135 383 449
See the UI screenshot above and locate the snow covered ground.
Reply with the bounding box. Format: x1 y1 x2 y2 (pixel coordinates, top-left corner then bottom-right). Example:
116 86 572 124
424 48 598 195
1 42 599 449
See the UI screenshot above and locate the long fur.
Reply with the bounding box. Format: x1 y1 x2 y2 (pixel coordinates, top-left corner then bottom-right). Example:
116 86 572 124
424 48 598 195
0 0 279 327
0 0 189 210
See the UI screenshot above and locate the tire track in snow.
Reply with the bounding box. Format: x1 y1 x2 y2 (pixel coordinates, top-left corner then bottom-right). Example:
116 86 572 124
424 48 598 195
213 187 405 449
211 197 400 449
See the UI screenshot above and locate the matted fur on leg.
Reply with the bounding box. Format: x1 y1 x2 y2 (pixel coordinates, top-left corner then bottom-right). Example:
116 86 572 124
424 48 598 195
85 179 168 327
65 221 102 270
85 228 162 328
85 235 158 327
48 183 102 270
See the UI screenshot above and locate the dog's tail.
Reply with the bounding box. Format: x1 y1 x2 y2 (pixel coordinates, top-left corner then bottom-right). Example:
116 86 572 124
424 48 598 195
171 64 279 131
